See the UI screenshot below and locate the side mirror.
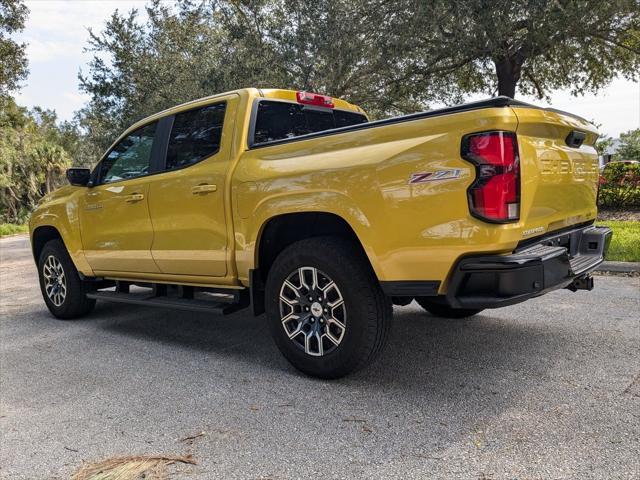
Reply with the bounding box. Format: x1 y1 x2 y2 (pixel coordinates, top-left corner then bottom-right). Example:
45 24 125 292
66 168 91 187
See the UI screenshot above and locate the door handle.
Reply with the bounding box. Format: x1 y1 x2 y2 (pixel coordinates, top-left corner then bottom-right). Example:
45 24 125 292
191 184 217 194
125 193 144 203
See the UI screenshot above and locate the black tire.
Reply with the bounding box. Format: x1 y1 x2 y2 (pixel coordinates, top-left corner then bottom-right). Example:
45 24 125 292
265 237 392 379
37 239 96 319
415 297 483 319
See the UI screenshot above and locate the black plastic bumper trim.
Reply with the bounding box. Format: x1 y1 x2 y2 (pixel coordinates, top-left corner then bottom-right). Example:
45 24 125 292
380 281 441 297
445 225 612 309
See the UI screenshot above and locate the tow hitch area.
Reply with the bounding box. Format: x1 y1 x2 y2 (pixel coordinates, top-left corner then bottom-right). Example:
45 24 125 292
446 225 611 309
566 274 594 292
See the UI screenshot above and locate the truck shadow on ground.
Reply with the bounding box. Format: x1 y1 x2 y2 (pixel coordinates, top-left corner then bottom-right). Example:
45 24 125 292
95 300 559 400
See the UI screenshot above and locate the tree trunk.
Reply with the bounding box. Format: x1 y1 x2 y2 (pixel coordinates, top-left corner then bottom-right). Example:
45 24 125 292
494 56 521 98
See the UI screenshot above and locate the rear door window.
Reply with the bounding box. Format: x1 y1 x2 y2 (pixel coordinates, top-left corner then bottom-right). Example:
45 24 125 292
252 101 367 145
165 102 226 170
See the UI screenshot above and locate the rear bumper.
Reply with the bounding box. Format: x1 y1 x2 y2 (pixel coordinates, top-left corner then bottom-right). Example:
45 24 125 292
446 225 612 309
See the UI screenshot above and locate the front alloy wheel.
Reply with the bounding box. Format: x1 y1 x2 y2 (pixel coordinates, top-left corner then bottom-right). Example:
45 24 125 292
279 266 347 357
42 255 67 307
37 239 95 319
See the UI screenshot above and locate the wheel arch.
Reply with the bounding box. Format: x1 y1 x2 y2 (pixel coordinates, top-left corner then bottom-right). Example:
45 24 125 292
256 212 375 280
249 211 379 315
31 225 64 263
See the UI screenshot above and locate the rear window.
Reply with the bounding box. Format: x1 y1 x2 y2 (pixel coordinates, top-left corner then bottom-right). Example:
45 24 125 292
252 101 367 145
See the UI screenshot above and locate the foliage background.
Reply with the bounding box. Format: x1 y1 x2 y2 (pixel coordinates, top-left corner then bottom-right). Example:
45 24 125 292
598 162 640 208
0 97 82 222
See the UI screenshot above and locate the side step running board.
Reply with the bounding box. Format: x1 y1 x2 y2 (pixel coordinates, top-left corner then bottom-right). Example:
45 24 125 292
87 286 248 315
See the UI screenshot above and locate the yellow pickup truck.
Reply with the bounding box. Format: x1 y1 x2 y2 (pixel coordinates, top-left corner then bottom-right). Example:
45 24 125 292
30 88 611 378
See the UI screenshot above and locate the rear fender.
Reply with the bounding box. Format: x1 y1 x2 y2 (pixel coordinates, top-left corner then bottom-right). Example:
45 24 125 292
233 190 380 284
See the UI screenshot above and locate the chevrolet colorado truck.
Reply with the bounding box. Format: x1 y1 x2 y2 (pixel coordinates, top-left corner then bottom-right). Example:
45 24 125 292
29 88 611 378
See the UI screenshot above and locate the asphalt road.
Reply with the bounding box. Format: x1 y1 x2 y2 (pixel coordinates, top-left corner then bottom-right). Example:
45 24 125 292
1 235 639 479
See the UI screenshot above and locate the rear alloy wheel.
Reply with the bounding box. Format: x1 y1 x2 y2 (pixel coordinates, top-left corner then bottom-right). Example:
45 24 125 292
415 297 483 319
38 239 96 319
279 266 347 357
265 237 392 379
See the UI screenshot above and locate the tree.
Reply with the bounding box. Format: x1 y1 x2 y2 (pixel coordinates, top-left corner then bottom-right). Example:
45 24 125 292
0 0 29 94
220 0 439 116
77 0 449 155
595 135 614 158
616 129 640 160
78 0 238 152
0 97 72 223
384 0 640 98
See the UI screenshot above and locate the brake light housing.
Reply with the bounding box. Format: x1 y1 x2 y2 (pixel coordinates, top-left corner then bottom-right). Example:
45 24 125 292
461 131 520 223
296 91 334 108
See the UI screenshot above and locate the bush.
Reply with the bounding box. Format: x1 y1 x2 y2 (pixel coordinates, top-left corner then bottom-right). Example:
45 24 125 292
0 223 28 237
598 163 640 208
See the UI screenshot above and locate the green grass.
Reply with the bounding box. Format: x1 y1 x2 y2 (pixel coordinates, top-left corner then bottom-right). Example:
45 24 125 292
0 223 28 237
596 220 640 262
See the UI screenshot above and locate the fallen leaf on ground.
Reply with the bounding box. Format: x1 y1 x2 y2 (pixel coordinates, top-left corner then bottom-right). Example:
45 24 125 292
178 432 205 443
342 417 366 423
71 454 196 480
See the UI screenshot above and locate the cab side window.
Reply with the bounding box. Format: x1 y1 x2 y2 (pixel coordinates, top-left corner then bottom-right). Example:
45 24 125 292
165 102 226 170
99 122 157 184
252 101 368 145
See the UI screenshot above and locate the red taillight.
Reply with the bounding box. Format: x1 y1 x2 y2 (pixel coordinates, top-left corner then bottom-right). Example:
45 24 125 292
296 91 334 108
461 131 520 223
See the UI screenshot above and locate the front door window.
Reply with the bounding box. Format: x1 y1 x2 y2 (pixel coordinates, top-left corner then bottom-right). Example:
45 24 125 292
98 122 157 184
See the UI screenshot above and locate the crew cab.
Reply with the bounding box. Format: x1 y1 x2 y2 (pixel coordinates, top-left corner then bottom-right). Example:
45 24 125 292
30 88 611 378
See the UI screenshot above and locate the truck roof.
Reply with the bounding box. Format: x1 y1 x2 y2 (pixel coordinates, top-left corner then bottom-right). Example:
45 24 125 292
258 89 366 114
126 88 365 134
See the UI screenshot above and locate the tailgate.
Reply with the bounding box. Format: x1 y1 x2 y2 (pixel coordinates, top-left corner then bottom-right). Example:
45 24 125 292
512 107 600 237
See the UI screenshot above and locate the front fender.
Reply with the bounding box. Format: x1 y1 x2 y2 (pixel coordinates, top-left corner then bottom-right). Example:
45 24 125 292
29 188 93 275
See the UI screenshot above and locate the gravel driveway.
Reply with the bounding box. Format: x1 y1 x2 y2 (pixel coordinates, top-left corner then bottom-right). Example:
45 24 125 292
1 235 639 479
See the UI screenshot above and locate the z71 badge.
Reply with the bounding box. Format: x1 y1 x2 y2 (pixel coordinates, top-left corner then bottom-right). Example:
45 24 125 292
409 169 461 184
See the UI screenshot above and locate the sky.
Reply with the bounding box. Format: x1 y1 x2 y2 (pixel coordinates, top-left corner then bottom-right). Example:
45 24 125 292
13 0 640 138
